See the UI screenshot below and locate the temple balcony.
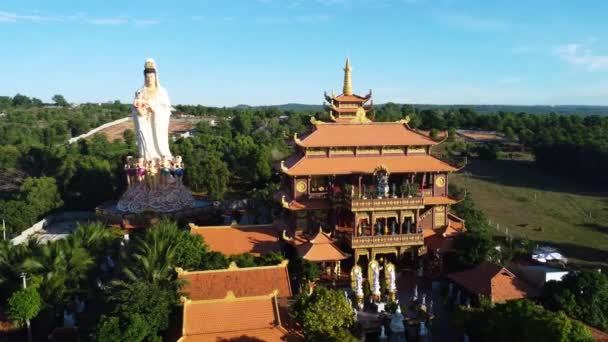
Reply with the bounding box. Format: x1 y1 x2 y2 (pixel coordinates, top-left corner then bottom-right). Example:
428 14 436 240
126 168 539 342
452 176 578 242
344 192 425 212
347 232 424 249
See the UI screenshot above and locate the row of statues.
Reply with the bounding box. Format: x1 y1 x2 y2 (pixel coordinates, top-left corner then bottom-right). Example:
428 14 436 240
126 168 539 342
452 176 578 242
124 155 184 190
358 220 416 236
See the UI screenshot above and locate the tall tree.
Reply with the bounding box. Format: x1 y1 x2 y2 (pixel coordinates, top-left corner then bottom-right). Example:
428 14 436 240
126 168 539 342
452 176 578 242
52 94 69 107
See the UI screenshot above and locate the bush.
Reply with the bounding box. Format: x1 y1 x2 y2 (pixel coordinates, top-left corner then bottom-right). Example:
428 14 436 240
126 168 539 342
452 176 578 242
291 287 356 341
544 271 608 332
8 287 42 327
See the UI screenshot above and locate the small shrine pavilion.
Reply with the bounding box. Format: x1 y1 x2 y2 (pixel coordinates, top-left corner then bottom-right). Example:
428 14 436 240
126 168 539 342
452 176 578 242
285 227 349 279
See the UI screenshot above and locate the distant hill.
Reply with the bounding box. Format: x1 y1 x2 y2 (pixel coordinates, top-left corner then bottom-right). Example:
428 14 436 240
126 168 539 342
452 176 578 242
233 103 608 116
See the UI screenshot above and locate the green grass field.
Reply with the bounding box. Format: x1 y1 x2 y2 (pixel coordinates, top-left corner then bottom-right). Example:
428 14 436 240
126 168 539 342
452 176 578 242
451 159 608 268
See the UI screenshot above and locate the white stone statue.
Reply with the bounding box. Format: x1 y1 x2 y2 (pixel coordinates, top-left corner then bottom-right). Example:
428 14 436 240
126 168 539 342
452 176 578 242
387 264 397 293
132 58 172 161
356 270 364 297
372 263 381 296
116 58 195 213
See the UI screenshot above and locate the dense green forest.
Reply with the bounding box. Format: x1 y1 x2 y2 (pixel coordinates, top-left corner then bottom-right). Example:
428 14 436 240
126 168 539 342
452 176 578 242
2 94 608 239
237 103 608 116
1 94 608 338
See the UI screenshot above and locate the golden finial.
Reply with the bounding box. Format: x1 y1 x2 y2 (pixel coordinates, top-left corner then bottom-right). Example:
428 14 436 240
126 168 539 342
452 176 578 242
281 195 290 208
343 58 353 96
144 58 156 70
282 230 292 241
175 267 185 275
294 132 301 144
280 160 289 173
227 262 239 270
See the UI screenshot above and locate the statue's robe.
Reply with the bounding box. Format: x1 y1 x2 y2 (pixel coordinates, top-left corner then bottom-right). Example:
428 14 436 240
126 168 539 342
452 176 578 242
131 86 172 160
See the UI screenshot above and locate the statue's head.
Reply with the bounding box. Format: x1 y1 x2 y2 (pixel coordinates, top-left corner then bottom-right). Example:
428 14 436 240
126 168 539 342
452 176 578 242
143 58 158 88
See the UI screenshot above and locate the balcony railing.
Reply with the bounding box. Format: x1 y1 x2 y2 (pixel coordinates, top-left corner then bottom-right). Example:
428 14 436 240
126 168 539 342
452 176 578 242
348 233 424 249
346 194 424 211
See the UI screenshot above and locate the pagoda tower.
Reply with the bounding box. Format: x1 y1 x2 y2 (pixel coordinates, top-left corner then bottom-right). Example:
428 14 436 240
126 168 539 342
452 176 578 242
324 58 373 123
277 59 465 268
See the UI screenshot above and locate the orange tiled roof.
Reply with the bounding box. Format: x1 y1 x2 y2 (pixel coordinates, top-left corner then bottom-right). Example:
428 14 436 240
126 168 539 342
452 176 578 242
177 260 292 300
424 213 467 252
585 323 608 342
297 122 437 147
288 229 349 262
423 196 458 205
283 154 457 176
179 291 287 342
448 262 538 303
333 94 371 102
189 224 281 256
328 106 373 113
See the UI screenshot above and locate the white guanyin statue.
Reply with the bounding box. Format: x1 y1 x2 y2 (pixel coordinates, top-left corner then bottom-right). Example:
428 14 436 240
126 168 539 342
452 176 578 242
117 58 195 213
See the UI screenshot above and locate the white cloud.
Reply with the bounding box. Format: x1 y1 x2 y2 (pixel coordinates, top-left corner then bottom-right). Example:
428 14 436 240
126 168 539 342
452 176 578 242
87 17 127 26
498 77 522 85
315 0 346 6
435 11 508 31
134 19 160 27
554 43 608 71
0 10 64 23
257 14 331 24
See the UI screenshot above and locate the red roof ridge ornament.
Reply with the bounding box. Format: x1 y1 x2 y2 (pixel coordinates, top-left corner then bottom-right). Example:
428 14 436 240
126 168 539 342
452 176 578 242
280 195 289 208
396 115 411 125
310 116 324 125
280 160 289 173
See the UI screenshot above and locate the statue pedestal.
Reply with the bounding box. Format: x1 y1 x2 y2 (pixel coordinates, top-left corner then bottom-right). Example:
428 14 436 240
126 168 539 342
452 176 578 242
96 181 214 228
117 183 195 213
95 197 214 228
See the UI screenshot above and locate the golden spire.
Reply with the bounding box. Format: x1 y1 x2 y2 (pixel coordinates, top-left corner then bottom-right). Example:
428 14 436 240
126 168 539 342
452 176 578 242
343 58 353 95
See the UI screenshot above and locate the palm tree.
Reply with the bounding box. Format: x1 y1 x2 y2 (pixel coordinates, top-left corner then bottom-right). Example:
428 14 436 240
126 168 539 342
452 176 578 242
69 222 117 257
0 240 39 300
26 239 94 308
118 220 182 291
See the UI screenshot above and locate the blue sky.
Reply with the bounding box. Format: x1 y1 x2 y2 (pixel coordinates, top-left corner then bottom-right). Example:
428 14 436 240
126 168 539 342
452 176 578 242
2 0 608 106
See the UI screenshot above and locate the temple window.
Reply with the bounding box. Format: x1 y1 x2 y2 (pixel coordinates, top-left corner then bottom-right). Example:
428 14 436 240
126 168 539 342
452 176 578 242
310 176 329 193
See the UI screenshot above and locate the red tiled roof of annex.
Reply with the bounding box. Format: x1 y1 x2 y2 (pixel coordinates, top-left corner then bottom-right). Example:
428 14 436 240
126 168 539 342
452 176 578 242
424 213 466 252
297 122 437 147
189 224 281 256
179 292 288 342
178 260 292 300
448 261 538 303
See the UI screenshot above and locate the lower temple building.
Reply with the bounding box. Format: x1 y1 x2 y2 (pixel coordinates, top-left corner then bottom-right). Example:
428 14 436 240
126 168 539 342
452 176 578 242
276 59 465 270
177 261 294 341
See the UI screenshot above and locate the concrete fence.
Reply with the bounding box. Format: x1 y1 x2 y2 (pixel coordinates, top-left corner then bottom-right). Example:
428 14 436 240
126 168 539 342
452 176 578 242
10 211 94 245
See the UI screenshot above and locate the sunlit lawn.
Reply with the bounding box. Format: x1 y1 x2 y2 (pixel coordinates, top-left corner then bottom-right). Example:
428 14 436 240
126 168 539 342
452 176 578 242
451 159 608 268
